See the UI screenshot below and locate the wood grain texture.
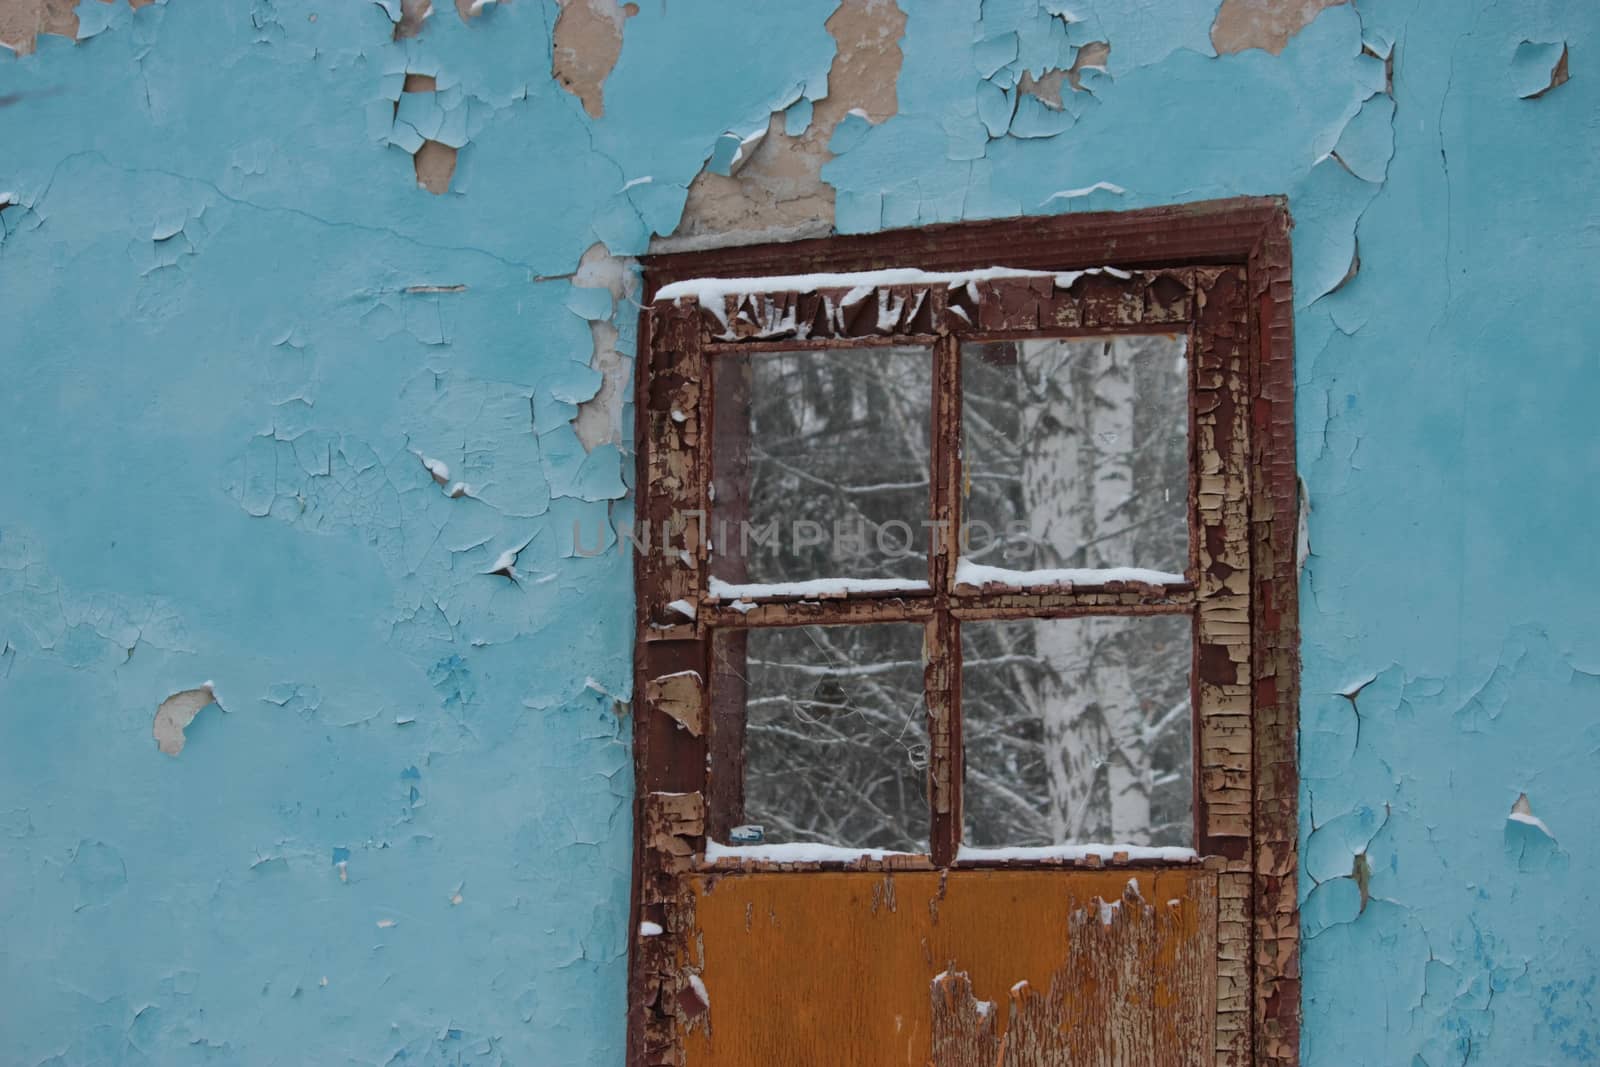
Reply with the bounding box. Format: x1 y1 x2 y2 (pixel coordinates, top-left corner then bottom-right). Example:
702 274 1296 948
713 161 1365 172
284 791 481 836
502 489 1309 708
643 198 1288 292
1246 204 1301 1067
679 870 1217 1067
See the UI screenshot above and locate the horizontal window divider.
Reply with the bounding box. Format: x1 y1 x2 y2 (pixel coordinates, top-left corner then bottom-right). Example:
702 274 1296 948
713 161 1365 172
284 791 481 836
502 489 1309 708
695 855 938 874
701 596 939 628
951 856 1204 870
949 591 1195 620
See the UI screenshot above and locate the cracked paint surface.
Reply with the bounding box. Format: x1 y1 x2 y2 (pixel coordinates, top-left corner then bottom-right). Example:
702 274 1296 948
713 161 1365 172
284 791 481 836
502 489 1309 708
1 0 1596 1064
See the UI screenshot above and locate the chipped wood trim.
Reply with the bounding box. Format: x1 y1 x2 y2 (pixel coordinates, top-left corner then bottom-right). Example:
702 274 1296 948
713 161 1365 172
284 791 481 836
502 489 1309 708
700 595 936 628
1248 205 1301 1067
629 200 1299 1067
643 196 1289 289
656 267 1196 346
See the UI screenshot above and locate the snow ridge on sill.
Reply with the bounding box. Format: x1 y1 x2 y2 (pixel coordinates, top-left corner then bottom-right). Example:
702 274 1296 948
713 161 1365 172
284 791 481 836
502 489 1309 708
707 575 930 600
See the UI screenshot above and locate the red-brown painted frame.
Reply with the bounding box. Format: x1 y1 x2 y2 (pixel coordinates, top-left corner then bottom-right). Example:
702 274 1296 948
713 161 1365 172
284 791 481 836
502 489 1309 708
628 197 1299 1067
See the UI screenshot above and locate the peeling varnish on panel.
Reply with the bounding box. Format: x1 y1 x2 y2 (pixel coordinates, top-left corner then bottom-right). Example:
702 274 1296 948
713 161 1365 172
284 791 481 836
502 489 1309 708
929 879 1218 1066
1210 0 1347 56
662 0 907 249
637 790 705 1066
682 871 1217 1066
551 0 639 119
153 682 222 757
929 972 1000 1066
647 670 704 737
674 267 1195 346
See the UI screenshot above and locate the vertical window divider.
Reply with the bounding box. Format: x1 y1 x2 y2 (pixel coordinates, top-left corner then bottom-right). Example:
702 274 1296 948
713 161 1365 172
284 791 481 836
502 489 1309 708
927 332 963 865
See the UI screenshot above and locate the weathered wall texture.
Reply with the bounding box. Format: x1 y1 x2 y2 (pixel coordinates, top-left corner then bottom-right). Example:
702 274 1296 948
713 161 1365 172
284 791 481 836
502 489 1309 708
1 1 1594 1064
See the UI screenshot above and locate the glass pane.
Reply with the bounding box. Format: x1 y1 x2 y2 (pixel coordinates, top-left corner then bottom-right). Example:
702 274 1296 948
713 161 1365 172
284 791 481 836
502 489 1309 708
961 614 1192 848
960 334 1188 578
711 623 928 852
710 347 932 591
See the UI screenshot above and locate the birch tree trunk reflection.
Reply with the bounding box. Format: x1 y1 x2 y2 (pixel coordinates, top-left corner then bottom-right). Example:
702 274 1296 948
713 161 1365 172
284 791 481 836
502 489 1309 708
720 335 1193 850
1020 339 1147 841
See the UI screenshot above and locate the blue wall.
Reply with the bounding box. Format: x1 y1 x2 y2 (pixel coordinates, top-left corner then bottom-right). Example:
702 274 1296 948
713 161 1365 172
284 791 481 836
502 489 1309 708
2 1 1594 1063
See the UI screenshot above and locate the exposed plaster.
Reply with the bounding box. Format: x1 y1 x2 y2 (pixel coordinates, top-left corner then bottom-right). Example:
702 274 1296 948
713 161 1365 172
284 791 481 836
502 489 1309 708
413 138 457 193
1211 0 1348 56
0 0 157 56
551 0 638 119
394 72 460 194
0 0 74 56
569 241 638 452
1016 40 1110 108
152 683 221 757
1508 793 1554 841
392 0 432 40
659 0 907 251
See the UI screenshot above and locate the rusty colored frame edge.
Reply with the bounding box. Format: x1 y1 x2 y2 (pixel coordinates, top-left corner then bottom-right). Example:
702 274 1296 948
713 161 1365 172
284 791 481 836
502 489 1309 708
1247 208 1300 1067
628 198 1300 1067
641 196 1287 294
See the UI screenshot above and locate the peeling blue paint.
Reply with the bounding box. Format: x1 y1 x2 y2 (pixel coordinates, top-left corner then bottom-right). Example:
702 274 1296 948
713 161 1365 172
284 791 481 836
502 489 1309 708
2 0 1596 1063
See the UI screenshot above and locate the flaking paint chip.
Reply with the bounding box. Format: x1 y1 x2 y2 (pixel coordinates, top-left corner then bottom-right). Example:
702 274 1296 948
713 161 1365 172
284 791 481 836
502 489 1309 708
153 683 223 757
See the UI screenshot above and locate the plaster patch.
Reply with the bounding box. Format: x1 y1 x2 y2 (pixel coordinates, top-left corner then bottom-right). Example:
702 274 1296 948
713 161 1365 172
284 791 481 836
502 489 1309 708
1016 40 1111 108
1508 793 1554 840
0 0 151 55
393 0 432 40
413 139 458 194
551 0 639 119
0 0 74 56
153 683 222 757
396 73 460 194
1210 0 1347 56
569 242 638 452
662 0 906 249
1506 792 1564 873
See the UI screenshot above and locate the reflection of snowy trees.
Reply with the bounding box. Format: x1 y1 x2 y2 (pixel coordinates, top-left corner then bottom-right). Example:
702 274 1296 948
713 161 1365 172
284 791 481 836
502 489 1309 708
714 335 1193 851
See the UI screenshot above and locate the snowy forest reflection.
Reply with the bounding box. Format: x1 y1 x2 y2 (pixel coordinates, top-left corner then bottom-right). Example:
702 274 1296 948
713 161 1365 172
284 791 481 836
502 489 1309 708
711 334 1194 851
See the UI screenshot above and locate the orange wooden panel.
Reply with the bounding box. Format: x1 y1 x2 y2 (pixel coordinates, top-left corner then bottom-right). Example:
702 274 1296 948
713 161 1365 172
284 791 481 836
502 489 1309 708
680 869 1217 1067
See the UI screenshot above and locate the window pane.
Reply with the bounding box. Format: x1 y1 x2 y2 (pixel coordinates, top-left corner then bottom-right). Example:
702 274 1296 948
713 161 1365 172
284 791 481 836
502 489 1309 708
710 347 932 590
711 623 928 852
960 334 1188 576
961 614 1192 848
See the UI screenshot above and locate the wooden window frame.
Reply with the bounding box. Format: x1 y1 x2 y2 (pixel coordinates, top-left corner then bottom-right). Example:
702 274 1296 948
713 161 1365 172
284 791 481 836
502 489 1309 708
630 197 1300 1067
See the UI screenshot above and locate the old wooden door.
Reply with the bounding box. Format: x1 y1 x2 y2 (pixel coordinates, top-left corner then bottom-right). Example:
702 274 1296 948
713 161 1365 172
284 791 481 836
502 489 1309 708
631 204 1299 1067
